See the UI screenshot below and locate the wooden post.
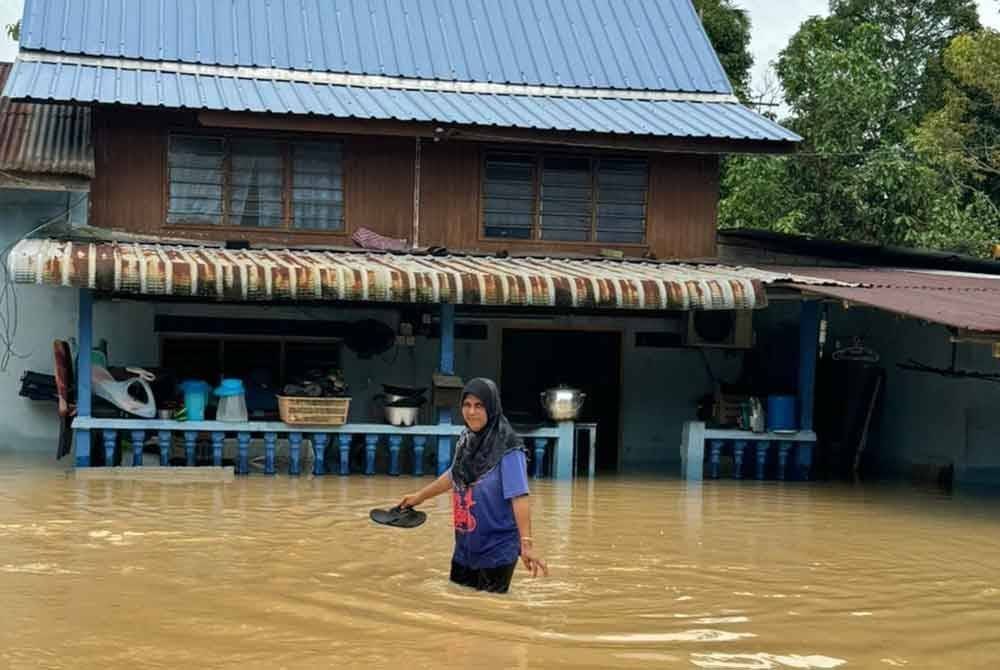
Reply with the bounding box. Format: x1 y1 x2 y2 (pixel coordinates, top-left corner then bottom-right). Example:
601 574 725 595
74 290 94 467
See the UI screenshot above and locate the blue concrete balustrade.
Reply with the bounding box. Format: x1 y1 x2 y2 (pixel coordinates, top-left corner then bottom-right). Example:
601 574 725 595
681 422 817 481
72 419 577 479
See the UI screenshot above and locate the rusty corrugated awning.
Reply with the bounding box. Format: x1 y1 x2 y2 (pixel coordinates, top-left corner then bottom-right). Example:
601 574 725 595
789 267 1000 334
0 62 94 181
7 239 839 312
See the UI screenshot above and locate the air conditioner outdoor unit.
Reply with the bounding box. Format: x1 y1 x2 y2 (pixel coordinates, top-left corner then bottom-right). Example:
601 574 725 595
685 310 754 349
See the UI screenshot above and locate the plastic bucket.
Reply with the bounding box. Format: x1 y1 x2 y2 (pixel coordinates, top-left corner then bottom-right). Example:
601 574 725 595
179 380 211 421
766 395 797 433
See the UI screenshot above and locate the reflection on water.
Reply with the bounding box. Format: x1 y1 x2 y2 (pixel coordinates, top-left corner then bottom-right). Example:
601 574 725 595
1 451 1000 669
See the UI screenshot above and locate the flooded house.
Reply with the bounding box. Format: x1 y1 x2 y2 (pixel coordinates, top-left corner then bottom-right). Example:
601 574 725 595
1 0 997 488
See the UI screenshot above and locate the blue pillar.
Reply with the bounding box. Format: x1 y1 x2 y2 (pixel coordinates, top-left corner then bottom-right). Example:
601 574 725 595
709 440 724 479
288 433 303 476
102 429 117 467
184 431 197 466
388 435 402 476
798 301 820 432
337 434 352 475
533 438 548 478
312 433 329 476
795 443 814 481
236 432 251 475
74 289 94 467
412 436 426 476
365 435 378 475
263 432 277 475
755 441 770 480
553 421 575 481
732 440 747 479
158 430 171 466
777 441 793 481
437 303 455 475
130 430 145 467
211 432 225 467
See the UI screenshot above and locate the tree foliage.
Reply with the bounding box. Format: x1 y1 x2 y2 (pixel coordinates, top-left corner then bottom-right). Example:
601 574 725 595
719 0 999 256
692 0 754 100
5 19 19 42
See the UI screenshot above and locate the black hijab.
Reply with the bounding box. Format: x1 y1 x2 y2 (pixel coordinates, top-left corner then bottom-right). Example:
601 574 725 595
451 378 525 488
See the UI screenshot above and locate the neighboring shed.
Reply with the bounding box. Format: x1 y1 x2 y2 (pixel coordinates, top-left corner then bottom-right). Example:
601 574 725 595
0 61 93 191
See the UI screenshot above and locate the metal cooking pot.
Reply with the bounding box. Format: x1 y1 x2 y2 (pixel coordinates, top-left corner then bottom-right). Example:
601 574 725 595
540 385 586 421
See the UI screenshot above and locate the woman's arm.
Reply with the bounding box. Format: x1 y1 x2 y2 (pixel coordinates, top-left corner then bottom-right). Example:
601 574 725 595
399 470 453 508
512 495 549 577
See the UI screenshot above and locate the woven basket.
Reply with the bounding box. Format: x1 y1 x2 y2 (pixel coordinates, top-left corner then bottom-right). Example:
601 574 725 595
277 396 351 426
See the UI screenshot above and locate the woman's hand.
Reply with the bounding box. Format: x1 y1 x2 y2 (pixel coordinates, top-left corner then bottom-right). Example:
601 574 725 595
398 492 424 509
520 544 549 578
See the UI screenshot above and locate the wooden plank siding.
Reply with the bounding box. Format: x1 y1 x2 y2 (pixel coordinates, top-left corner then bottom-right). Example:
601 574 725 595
90 110 718 259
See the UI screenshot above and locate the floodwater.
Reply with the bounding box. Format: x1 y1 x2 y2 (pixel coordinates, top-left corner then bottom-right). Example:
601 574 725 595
2 453 1000 669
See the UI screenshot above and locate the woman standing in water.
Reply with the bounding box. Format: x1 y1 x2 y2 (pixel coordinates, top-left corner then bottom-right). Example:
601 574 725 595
398 378 548 593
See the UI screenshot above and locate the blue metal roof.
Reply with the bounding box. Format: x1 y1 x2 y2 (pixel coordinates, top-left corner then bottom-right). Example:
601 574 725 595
19 0 733 94
2 60 801 144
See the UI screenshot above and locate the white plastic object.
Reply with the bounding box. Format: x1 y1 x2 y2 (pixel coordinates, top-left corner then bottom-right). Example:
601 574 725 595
91 365 157 418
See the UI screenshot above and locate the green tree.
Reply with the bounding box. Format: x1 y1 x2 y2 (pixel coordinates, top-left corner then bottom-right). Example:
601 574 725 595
692 0 754 101
720 0 997 255
5 19 19 42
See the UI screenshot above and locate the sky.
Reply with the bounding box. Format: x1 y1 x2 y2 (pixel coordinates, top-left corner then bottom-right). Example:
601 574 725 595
0 0 998 93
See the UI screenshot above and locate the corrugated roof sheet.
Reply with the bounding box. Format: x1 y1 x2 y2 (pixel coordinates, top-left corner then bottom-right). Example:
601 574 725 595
2 61 799 143
789 267 1000 334
0 61 94 178
7 238 837 311
19 0 731 94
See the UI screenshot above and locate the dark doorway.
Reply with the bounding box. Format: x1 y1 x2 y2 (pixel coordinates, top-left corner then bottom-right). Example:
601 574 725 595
501 329 621 473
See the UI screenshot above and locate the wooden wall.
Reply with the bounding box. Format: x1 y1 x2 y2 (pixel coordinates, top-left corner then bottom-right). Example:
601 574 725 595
91 110 718 259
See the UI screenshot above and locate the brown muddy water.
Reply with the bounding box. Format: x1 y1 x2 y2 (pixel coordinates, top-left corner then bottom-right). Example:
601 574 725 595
2 452 999 670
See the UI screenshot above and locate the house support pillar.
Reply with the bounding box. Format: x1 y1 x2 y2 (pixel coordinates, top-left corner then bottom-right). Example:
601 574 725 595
74 289 94 467
436 304 456 475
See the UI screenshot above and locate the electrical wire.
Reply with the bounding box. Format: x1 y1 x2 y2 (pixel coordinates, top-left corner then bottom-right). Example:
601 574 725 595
0 194 89 372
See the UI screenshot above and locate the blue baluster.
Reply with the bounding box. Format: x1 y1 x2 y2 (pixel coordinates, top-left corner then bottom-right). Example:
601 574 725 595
263 432 277 475
338 434 352 475
211 432 225 467
533 439 548 478
365 435 378 475
102 429 117 467
777 441 793 481
412 436 426 476
795 443 814 481
184 431 198 466
388 435 402 476
237 432 251 476
158 430 171 466
732 440 747 479
755 441 770 480
312 433 329 476
709 440 724 479
288 433 303 476
130 430 145 467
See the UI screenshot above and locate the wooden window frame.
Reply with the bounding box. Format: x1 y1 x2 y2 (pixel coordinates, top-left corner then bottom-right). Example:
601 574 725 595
163 131 347 235
479 147 650 247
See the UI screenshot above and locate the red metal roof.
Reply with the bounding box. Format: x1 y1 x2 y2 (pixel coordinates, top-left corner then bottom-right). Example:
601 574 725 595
3 238 847 311
0 62 94 179
790 267 1000 334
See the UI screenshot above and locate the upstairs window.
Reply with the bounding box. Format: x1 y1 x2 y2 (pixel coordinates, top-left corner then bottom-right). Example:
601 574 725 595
167 134 345 231
482 152 648 244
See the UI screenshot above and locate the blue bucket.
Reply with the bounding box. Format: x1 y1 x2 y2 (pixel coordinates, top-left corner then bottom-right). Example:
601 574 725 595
179 380 211 421
766 395 797 433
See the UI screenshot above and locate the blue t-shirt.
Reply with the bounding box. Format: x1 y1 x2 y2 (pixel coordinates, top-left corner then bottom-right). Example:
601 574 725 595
451 450 530 569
